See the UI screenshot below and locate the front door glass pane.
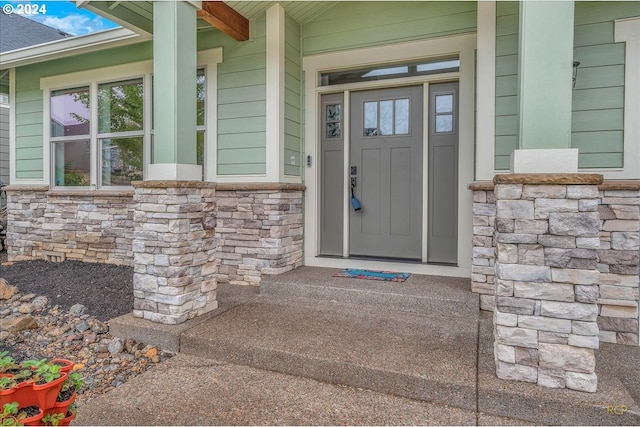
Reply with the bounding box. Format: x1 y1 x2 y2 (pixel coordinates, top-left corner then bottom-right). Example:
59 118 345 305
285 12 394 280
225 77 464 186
364 101 378 135
435 94 453 113
379 100 393 135
436 114 453 133
395 98 409 134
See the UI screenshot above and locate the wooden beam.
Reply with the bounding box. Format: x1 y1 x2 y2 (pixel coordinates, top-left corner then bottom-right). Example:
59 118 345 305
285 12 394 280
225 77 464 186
198 1 249 41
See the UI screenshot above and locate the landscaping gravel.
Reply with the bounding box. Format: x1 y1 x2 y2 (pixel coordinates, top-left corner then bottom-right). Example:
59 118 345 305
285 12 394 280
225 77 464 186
0 250 174 407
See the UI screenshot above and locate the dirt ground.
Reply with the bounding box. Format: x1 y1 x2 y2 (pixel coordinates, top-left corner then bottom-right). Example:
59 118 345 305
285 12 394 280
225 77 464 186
0 251 133 321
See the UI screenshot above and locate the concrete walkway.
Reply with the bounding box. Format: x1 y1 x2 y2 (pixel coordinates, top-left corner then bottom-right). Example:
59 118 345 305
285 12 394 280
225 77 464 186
74 268 640 426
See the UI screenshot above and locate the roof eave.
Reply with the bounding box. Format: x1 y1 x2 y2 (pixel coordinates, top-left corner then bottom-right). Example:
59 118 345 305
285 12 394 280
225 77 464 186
0 27 150 70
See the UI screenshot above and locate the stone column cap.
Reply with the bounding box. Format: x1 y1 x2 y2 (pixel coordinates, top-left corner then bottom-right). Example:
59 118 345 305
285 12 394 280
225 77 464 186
493 174 603 185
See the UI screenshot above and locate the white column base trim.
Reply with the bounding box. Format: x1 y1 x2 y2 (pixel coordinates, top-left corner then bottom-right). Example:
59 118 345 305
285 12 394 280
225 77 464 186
511 149 579 174
147 163 203 181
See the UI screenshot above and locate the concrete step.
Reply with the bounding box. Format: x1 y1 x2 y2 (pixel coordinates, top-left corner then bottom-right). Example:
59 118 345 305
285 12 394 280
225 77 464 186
180 295 480 410
261 266 479 318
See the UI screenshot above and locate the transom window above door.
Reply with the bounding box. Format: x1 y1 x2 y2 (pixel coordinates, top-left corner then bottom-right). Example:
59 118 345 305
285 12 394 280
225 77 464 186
363 98 410 137
320 57 459 86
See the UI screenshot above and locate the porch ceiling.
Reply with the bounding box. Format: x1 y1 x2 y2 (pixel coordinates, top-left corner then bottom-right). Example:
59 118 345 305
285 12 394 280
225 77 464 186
82 1 340 37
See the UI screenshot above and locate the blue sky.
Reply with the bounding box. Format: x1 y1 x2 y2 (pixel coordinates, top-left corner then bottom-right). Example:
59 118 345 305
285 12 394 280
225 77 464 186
1 1 119 36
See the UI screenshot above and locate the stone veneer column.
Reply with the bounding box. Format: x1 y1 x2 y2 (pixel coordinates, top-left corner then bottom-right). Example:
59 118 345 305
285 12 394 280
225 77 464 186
470 182 497 311
132 181 217 324
493 174 603 393
4 185 48 261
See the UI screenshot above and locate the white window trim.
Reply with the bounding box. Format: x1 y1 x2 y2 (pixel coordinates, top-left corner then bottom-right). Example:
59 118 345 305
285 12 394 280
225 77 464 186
39 48 222 188
303 34 476 278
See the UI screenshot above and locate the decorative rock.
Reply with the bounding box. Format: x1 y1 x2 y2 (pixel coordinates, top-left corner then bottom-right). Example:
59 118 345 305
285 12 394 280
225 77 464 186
566 371 597 393
538 368 566 388
0 315 38 331
69 303 88 316
576 285 600 303
495 343 516 363
32 296 48 309
518 315 572 333
538 343 595 373
495 360 537 383
496 296 536 315
572 321 600 336
495 325 538 348
0 278 18 300
144 347 158 358
513 282 574 302
108 338 124 354
568 334 599 349
47 327 67 337
92 320 109 334
18 303 35 314
124 337 138 353
514 347 538 367
548 212 599 237
540 301 599 321
76 321 90 332
496 263 551 282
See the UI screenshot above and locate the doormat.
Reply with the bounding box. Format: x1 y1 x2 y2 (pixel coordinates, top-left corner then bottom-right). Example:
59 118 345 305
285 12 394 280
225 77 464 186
333 268 410 282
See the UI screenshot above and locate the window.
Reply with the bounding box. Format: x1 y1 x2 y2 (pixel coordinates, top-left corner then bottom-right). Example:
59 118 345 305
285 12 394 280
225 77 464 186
50 87 91 186
320 57 460 86
434 94 454 133
98 79 144 186
43 49 222 188
363 98 410 137
49 79 144 188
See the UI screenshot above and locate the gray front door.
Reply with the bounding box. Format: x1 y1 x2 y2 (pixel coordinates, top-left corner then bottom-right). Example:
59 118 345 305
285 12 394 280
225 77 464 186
349 86 423 260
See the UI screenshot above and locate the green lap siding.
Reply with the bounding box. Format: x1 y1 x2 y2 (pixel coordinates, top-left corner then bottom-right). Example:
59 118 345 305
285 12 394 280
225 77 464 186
200 15 267 175
302 1 477 55
494 2 519 170
285 14 302 177
13 15 269 179
494 1 639 170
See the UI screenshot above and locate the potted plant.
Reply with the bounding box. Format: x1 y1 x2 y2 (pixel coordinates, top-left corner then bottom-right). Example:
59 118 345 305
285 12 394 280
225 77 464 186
1 402 44 426
24 360 67 412
42 412 65 426
58 404 76 427
45 372 84 418
0 370 34 408
50 359 73 375
0 352 20 377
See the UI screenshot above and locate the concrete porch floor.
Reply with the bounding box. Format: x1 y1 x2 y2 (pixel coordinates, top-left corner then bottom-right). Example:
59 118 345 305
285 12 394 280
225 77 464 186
76 267 640 426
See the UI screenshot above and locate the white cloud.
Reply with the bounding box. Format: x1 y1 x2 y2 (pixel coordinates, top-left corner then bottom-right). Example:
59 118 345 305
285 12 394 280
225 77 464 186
40 14 110 36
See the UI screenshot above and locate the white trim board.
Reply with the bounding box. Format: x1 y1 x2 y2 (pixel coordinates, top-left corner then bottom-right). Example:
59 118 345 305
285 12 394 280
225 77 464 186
475 1 496 181
610 17 640 180
303 34 476 278
0 28 150 70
